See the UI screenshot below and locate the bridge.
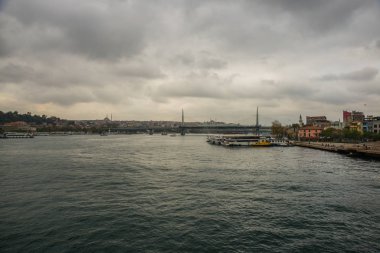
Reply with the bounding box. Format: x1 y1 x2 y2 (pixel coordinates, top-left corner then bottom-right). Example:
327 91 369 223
109 125 271 134
110 108 272 135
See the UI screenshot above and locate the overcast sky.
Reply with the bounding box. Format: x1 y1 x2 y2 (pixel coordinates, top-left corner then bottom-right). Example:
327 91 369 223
0 0 379 124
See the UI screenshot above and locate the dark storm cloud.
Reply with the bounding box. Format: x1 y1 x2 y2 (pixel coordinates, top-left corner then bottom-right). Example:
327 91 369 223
317 67 378 82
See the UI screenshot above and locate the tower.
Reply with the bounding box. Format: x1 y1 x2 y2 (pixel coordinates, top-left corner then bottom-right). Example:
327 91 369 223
254 106 260 135
299 114 304 127
180 109 185 136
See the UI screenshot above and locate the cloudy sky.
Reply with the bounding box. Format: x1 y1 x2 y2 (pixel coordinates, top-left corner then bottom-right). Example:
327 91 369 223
0 0 379 124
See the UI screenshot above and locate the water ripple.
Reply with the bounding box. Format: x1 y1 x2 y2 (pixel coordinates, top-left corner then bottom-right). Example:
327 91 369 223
1 135 379 252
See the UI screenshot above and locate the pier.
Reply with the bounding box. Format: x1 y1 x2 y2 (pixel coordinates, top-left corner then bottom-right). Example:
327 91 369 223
1 132 34 138
294 141 380 159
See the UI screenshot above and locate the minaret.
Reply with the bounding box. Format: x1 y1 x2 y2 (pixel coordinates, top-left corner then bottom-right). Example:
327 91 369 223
299 114 303 127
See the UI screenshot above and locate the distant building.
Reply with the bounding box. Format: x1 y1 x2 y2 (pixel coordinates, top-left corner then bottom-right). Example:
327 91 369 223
363 116 380 134
1 121 36 132
374 121 380 134
330 120 343 129
306 116 330 128
343 110 364 126
299 114 304 127
298 126 323 141
348 121 363 133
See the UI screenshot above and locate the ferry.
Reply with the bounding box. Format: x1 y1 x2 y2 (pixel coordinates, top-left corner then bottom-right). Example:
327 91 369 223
207 135 272 147
223 135 272 147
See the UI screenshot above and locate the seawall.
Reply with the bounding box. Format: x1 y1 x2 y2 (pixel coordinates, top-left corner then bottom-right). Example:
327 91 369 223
294 141 380 160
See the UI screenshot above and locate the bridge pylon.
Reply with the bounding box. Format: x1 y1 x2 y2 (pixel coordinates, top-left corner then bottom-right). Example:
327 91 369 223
180 109 185 136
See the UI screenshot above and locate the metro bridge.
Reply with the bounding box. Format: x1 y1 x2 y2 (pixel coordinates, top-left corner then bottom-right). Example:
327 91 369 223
110 108 271 135
110 125 272 135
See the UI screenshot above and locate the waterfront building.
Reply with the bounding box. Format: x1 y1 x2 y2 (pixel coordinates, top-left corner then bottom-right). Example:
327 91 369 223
330 120 343 130
306 116 330 128
343 110 364 126
374 120 380 134
363 116 380 133
1 121 36 133
297 126 323 141
348 121 363 133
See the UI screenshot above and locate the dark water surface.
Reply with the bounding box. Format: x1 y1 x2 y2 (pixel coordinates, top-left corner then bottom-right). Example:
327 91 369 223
1 135 379 252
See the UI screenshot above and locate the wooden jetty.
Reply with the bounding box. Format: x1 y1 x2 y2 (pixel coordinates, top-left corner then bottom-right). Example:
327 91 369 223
294 141 380 159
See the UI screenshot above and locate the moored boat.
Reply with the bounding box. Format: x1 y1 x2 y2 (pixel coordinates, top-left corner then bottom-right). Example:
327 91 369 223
1 132 34 138
222 135 272 147
207 134 273 147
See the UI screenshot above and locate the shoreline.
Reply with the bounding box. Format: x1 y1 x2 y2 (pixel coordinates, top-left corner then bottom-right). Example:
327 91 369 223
294 141 380 160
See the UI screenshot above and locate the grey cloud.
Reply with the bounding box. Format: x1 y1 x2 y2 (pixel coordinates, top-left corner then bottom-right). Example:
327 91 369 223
312 89 361 105
153 72 234 100
115 64 165 80
259 0 367 33
174 54 195 66
2 0 156 60
0 0 379 121
317 67 378 82
152 76 316 102
18 84 126 106
198 57 227 70
27 89 96 106
173 52 227 70
0 63 36 84
0 34 9 57
0 61 105 88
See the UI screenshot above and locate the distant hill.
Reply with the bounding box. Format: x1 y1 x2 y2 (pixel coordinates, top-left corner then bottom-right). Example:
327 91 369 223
0 111 61 125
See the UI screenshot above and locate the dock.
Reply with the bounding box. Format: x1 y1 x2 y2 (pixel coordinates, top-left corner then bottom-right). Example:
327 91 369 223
294 141 380 159
1 132 34 139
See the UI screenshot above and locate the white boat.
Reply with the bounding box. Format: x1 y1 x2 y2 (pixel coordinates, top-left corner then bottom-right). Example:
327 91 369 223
207 135 224 145
269 138 291 146
208 135 272 147
223 135 272 147
2 132 34 138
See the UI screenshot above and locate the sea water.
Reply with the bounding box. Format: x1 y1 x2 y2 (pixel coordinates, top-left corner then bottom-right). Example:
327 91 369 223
1 135 379 252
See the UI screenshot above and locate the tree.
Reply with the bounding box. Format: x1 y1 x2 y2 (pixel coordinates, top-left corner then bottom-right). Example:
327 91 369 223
272 120 285 138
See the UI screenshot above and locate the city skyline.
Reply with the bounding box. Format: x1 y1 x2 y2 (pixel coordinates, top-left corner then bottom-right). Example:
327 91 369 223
0 0 380 125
